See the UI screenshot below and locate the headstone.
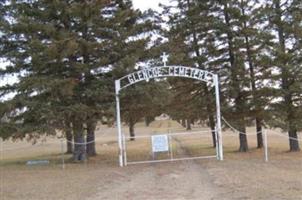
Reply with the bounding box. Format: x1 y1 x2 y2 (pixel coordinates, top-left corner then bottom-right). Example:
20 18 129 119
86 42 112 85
26 160 49 165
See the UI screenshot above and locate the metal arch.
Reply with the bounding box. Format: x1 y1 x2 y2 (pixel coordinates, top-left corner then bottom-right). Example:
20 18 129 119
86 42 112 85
115 66 216 93
115 65 223 167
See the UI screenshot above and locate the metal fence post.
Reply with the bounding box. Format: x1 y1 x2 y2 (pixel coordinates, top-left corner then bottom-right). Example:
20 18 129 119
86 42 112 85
0 138 3 199
61 138 65 169
169 134 173 160
263 129 268 162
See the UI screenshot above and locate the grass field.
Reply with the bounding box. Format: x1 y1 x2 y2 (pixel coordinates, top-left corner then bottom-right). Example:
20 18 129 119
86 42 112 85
0 120 301 200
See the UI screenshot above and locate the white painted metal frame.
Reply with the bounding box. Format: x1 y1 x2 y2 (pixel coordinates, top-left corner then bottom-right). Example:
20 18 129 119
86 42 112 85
115 54 223 167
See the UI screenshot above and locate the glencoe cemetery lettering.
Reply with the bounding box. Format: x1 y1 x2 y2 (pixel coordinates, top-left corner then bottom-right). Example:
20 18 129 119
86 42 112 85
128 66 213 83
120 66 214 89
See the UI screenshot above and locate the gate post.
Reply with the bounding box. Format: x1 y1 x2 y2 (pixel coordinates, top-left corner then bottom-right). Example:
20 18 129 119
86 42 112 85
115 80 124 167
214 75 223 160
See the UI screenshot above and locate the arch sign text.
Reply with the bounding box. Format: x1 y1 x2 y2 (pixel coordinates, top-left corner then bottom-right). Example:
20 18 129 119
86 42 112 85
119 66 214 90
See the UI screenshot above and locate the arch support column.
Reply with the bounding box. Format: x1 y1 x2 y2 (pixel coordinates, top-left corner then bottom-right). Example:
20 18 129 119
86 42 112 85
115 80 124 167
214 75 223 160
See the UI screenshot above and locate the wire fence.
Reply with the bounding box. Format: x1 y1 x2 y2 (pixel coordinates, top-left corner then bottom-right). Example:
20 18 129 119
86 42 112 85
0 136 119 169
221 116 301 162
0 120 301 169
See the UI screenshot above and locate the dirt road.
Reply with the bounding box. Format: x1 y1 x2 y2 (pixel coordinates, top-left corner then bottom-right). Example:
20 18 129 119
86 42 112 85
91 133 226 200
90 160 225 200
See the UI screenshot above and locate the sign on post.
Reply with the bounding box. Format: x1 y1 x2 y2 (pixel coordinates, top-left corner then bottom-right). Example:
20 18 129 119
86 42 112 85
151 135 169 152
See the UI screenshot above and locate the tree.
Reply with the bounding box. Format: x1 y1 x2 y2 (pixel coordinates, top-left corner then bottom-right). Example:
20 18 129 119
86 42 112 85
162 0 221 147
121 81 170 140
0 0 154 161
266 0 301 151
64 120 73 154
237 0 264 148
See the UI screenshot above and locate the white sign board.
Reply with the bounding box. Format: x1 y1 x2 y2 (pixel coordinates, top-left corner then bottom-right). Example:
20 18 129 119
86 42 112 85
151 135 169 152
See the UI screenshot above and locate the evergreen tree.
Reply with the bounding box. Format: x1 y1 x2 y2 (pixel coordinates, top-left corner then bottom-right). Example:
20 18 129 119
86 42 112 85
265 0 301 151
0 0 154 161
162 0 220 147
229 0 274 148
162 0 276 151
237 0 264 148
121 81 170 140
217 0 250 152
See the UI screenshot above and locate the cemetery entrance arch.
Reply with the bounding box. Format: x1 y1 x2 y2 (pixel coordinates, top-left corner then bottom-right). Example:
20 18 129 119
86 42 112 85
115 54 223 166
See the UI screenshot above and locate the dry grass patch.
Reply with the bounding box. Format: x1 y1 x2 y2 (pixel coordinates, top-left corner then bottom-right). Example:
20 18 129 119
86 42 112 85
1 120 301 200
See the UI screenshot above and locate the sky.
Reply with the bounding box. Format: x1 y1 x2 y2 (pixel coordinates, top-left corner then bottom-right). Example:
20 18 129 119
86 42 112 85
132 0 170 11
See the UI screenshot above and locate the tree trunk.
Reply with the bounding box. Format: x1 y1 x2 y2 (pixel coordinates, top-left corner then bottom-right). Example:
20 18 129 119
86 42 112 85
239 134 248 152
73 121 86 162
66 127 73 154
223 2 248 152
274 0 300 152
181 119 186 128
236 97 249 152
238 119 248 152
208 115 216 148
288 128 300 152
256 118 263 148
144 117 149 127
186 119 191 130
86 119 97 157
129 118 135 141
145 116 154 127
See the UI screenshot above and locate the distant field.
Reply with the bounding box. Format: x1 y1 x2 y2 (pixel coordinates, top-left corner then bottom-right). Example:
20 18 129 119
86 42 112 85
0 120 301 200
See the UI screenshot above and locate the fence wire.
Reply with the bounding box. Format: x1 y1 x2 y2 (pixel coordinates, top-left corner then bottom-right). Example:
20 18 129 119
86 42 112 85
0 122 300 169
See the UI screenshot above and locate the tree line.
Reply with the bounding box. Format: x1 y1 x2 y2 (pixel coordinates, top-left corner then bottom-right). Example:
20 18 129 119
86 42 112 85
161 0 301 152
0 0 300 162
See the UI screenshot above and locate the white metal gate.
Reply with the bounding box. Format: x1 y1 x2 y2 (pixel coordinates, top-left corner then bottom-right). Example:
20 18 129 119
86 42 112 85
123 130 218 166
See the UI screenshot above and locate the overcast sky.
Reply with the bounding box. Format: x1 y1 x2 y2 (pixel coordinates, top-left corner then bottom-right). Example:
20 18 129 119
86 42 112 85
132 0 170 11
